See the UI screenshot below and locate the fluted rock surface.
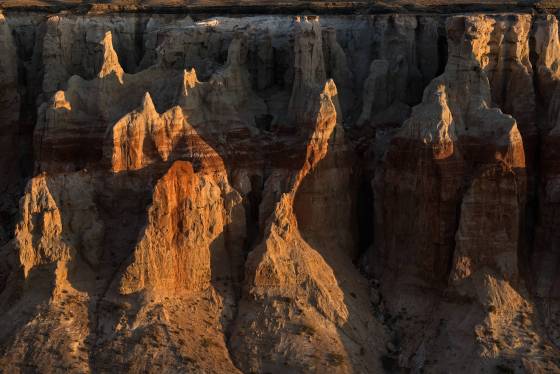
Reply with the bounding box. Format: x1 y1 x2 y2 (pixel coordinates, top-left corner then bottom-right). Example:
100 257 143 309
1 6 560 374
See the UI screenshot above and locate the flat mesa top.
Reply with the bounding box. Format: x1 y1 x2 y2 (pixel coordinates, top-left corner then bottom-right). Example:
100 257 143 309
1 0 559 14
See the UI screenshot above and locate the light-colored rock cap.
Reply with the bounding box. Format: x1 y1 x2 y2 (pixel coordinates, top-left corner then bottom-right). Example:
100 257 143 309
98 31 124 83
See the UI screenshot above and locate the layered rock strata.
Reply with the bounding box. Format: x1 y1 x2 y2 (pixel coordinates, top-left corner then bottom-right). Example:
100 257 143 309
1 8 560 374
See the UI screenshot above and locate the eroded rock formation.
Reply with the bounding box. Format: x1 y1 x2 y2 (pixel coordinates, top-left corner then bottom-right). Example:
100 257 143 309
1 6 560 374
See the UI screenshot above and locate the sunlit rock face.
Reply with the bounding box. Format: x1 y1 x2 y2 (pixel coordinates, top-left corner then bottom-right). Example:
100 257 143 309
1 5 560 373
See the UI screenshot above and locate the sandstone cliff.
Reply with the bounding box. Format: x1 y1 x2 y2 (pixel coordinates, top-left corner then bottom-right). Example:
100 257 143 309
1 5 560 374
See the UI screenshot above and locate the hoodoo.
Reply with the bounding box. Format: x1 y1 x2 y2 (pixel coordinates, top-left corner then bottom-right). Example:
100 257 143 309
1 1 560 373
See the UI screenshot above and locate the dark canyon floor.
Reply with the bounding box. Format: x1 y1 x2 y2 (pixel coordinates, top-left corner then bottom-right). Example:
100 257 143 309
1 1 560 373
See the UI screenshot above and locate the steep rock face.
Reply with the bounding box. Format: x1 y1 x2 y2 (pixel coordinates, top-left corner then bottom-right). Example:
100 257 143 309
376 15 526 292
108 93 185 172
288 16 327 125
450 164 521 296
535 72 560 347
36 31 188 173
1 8 560 374
232 79 385 374
484 15 536 143
119 159 245 296
372 14 560 373
229 22 385 371
15 172 103 280
532 14 560 350
356 15 437 129
95 158 246 373
0 171 102 373
0 12 21 246
42 13 155 95
532 15 560 111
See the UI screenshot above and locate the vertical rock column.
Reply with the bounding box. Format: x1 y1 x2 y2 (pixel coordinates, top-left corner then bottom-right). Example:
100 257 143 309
532 14 560 347
376 15 527 294
288 16 327 126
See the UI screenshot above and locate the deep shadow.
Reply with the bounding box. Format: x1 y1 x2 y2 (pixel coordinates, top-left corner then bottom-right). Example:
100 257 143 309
292 145 376 371
80 166 164 372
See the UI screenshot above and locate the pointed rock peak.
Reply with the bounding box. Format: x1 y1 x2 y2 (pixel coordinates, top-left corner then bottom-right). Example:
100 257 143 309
182 68 199 91
322 79 338 99
98 31 124 83
321 79 342 121
179 69 204 113
53 91 72 111
140 92 156 114
180 69 201 110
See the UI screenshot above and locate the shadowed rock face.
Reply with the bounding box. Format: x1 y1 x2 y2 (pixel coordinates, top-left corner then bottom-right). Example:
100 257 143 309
1 7 560 374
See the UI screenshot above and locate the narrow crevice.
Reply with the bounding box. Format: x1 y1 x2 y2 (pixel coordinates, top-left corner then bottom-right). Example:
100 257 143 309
221 170 265 371
436 24 449 78
356 172 375 262
3 18 47 242
445 194 465 285
132 15 148 73
526 16 560 352
245 174 264 256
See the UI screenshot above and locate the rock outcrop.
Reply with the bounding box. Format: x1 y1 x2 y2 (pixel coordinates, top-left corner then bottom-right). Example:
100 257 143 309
1 6 560 374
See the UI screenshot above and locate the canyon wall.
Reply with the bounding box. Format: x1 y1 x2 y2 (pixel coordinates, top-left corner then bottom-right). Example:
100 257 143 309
1 5 560 373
